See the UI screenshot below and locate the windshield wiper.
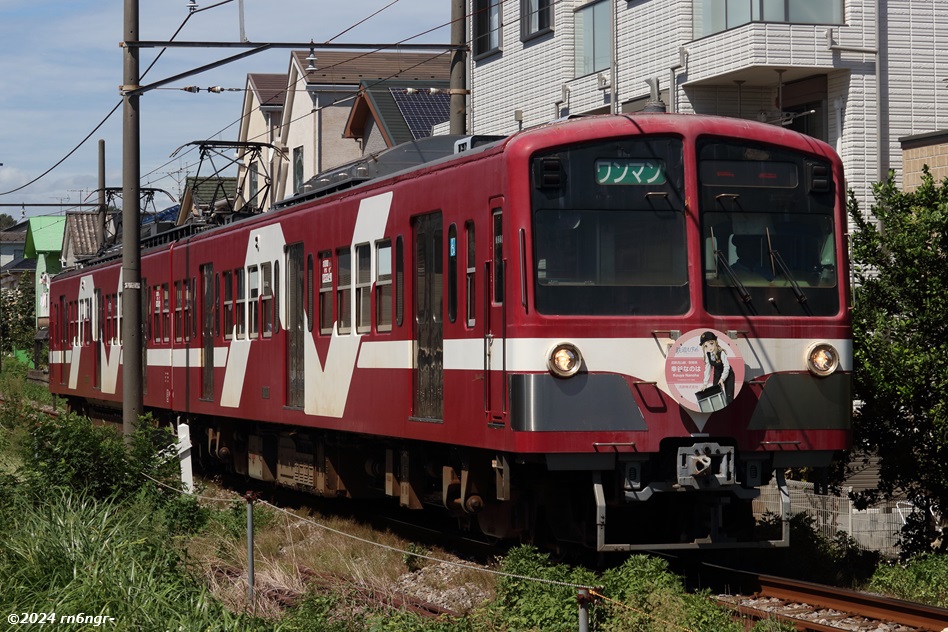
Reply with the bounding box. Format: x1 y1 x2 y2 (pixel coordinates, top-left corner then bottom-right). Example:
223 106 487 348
765 228 809 307
715 249 755 307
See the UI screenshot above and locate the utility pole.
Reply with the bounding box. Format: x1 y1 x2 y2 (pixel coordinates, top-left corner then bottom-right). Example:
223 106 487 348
97 140 106 251
122 0 143 438
450 0 467 135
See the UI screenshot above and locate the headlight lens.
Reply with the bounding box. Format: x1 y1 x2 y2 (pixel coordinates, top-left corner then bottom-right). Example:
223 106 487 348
548 343 582 378
806 343 839 377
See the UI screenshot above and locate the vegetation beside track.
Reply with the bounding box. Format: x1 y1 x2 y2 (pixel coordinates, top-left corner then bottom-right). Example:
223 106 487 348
1 358 946 629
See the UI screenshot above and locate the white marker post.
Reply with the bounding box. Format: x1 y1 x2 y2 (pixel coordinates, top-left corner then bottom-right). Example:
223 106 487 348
177 422 193 494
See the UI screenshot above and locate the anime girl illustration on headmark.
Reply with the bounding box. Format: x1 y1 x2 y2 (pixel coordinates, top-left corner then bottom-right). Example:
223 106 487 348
699 330 735 403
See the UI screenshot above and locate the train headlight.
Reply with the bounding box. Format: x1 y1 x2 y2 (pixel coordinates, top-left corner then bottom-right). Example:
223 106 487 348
547 343 582 378
806 343 839 377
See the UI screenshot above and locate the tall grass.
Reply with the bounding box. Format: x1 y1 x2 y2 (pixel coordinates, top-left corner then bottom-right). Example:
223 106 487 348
0 490 265 631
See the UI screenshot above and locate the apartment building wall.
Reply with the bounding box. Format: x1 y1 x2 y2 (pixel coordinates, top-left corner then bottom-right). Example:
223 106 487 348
467 1 948 211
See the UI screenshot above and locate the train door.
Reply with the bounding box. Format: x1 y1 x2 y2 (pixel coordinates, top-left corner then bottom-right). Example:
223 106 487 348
200 263 214 400
486 200 506 422
413 212 443 420
285 243 305 408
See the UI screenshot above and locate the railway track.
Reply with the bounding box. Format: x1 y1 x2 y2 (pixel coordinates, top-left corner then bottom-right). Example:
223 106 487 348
707 564 948 631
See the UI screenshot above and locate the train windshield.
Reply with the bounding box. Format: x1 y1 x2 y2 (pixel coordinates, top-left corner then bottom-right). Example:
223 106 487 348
699 139 840 317
531 136 689 315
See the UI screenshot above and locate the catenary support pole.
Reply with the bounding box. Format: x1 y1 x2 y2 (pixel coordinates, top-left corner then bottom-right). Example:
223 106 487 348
450 0 466 134
122 0 143 439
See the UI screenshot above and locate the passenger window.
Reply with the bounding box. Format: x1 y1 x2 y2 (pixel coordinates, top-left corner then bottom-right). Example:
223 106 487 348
376 240 393 332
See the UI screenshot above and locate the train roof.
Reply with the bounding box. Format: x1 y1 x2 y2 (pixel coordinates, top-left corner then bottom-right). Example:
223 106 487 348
275 134 506 209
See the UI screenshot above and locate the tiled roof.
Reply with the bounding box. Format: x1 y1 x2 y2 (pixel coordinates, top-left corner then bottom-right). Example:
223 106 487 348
65 211 101 257
247 73 287 108
1 256 36 274
291 50 450 85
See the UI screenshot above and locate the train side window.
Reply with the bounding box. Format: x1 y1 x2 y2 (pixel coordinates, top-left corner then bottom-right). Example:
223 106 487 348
395 236 404 327
355 243 371 334
376 239 392 332
214 273 221 338
465 221 476 326
448 224 458 323
318 251 333 335
337 247 352 334
273 260 281 334
307 254 315 332
174 281 183 343
248 264 259 339
236 268 246 339
189 277 197 341
95 289 103 344
223 271 233 340
261 262 273 338
492 209 504 304
162 284 171 343
149 286 158 343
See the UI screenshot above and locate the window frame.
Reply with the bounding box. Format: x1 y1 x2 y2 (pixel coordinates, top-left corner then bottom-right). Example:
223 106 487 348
473 0 503 58
521 0 553 41
376 239 393 332
574 0 612 78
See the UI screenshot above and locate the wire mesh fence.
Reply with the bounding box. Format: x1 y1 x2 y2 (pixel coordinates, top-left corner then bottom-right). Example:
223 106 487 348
753 479 911 557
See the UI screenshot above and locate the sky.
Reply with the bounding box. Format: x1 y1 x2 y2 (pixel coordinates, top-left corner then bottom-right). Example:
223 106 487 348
0 0 452 219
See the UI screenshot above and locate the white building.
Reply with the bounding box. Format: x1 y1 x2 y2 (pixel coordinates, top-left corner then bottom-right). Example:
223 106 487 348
467 0 948 205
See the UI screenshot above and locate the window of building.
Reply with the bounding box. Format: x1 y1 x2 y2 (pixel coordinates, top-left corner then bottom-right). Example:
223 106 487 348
693 0 844 39
249 162 259 206
293 146 304 194
521 0 552 40
474 0 502 58
574 0 611 77
376 239 393 332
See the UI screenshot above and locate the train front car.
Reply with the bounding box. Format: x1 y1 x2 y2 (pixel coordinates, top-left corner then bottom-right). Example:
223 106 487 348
501 114 851 550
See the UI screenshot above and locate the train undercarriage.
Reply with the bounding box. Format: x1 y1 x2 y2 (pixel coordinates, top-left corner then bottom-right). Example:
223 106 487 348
185 416 791 551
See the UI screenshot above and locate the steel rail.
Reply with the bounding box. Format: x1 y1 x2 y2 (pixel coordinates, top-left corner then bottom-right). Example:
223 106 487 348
754 572 948 631
705 562 948 631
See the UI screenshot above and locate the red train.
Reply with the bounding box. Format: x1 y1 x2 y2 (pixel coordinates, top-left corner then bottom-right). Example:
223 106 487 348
48 114 851 550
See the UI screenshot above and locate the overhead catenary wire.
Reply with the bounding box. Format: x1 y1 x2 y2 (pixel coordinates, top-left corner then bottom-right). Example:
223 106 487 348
1 0 446 201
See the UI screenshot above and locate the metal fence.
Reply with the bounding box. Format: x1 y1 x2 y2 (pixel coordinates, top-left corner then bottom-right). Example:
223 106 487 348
753 479 911 557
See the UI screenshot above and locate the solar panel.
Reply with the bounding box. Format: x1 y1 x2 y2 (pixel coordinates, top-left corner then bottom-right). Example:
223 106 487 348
390 88 451 139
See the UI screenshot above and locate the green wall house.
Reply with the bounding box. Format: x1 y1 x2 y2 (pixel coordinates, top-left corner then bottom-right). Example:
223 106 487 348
24 216 66 328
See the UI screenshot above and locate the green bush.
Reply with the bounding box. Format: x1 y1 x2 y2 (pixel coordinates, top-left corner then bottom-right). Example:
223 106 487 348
18 410 184 504
867 554 948 607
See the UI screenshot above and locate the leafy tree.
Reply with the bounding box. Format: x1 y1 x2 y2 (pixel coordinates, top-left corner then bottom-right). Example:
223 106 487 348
0 272 35 356
0 213 15 230
848 166 948 555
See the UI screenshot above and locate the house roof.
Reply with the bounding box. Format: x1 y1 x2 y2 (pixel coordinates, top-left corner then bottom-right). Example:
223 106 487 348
345 79 451 146
24 216 67 258
64 211 102 258
1 256 37 274
291 50 450 85
247 73 288 109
